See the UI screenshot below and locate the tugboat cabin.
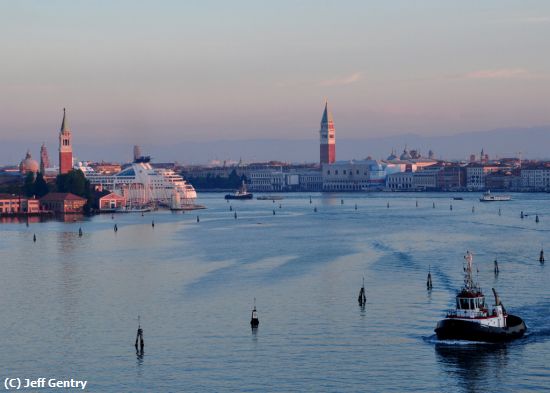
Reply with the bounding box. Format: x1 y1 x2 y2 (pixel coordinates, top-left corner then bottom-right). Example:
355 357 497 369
452 289 487 318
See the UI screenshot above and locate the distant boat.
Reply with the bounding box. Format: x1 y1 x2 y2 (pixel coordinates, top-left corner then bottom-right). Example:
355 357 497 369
453 197 463 200
257 195 284 201
480 191 511 202
225 181 253 200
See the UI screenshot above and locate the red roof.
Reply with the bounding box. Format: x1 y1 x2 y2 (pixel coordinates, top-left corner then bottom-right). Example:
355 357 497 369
40 192 86 201
99 192 125 201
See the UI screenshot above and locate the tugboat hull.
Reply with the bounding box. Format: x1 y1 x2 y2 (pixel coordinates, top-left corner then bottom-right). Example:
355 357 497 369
224 194 253 200
435 315 526 343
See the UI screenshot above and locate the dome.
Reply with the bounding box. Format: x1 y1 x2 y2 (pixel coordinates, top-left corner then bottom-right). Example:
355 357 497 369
19 150 39 174
387 149 398 160
400 146 412 160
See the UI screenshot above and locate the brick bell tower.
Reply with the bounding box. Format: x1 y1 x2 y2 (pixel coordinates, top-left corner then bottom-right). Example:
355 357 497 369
319 100 336 164
58 108 73 174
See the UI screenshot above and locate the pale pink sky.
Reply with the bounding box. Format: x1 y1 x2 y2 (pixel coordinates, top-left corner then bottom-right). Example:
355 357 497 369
1 1 550 163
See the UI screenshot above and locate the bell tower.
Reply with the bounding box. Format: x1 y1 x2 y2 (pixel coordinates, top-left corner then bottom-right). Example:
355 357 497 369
58 108 73 174
319 100 336 164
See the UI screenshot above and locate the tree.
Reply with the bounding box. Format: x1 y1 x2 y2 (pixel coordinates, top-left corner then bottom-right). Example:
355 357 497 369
56 169 88 197
55 169 94 214
23 172 36 197
34 172 50 198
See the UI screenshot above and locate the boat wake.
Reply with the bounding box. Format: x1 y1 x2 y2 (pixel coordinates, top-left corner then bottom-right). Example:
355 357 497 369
423 335 493 346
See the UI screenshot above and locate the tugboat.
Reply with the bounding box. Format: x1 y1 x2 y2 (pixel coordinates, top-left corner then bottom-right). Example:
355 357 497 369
225 181 253 200
435 251 526 342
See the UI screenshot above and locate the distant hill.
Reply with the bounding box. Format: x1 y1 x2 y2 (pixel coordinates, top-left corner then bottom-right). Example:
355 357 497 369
1 126 549 165
145 125 550 163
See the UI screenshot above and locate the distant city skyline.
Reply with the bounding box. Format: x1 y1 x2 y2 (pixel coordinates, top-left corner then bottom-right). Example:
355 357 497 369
1 1 550 164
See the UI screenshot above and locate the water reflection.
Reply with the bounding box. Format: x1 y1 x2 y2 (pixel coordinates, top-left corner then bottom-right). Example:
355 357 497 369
0 216 42 224
135 348 144 379
435 343 509 393
0 215 85 224
59 214 85 223
320 194 340 207
251 326 259 345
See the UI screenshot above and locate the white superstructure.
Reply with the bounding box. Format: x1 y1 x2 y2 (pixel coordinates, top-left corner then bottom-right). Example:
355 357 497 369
85 160 196 209
480 190 511 202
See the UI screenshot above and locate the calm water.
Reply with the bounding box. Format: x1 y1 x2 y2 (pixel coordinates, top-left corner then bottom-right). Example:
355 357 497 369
1 193 549 392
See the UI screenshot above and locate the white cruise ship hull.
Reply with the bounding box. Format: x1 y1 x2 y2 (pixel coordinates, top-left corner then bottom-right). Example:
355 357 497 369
85 162 197 209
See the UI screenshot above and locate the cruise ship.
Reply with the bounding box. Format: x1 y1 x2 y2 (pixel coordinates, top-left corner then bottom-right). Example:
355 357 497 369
82 157 197 209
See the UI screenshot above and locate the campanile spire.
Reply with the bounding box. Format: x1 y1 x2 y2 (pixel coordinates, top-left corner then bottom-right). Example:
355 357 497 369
319 100 336 164
58 107 73 174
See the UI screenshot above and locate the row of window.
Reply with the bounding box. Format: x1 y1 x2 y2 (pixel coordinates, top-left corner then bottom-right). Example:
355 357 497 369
326 170 367 175
456 297 485 310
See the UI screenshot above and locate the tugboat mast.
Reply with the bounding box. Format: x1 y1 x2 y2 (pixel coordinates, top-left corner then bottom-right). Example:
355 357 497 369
463 251 476 291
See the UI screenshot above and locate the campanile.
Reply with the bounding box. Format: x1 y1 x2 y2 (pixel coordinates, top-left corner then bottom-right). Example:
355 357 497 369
58 108 73 174
319 100 336 164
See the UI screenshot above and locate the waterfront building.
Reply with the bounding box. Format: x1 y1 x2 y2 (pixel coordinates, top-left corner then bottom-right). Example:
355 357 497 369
386 163 465 191
485 170 521 191
412 167 439 190
248 167 323 192
19 150 39 175
322 160 385 191
436 164 465 191
296 170 323 191
249 168 285 191
465 164 500 190
40 192 86 214
386 172 414 190
520 165 550 191
0 194 40 214
40 143 51 174
98 192 127 211
58 108 73 175
319 100 336 165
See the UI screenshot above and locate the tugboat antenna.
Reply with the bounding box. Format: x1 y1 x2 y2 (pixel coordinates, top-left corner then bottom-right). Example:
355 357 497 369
463 251 475 290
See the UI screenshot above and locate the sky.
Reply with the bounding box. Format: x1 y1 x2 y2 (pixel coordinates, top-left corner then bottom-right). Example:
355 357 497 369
1 1 550 163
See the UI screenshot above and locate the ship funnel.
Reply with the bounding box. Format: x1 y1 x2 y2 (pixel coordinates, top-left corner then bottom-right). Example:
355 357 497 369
492 288 501 306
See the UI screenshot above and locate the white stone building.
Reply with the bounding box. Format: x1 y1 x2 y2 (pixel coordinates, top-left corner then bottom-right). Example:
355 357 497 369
386 172 414 190
322 160 386 191
465 165 500 190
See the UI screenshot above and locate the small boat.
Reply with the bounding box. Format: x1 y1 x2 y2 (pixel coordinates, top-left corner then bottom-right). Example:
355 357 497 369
480 190 511 202
225 181 253 200
434 251 526 342
257 195 284 201
453 197 463 200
